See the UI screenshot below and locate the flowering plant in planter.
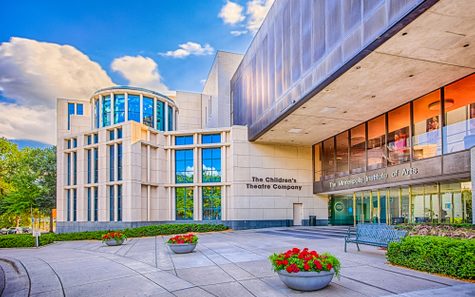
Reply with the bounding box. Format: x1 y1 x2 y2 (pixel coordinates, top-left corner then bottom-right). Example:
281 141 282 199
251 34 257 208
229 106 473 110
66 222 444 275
167 233 198 244
102 231 127 244
269 247 341 276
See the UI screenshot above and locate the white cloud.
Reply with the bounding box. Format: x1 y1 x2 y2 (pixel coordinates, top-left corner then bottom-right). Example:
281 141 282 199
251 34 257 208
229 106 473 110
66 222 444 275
111 55 168 91
218 1 245 25
246 0 275 33
0 37 114 144
160 42 214 58
200 79 207 85
230 30 248 36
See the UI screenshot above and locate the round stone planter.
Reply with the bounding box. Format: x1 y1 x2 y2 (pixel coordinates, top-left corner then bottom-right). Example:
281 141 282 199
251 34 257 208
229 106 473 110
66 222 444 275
104 239 124 246
277 270 334 291
168 243 197 254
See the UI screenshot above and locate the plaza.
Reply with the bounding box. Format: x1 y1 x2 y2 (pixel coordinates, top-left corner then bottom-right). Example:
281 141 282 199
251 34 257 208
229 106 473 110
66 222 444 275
1 228 474 297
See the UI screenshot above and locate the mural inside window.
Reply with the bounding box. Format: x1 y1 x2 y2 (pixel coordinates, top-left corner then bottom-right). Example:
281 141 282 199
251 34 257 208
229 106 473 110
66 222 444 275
350 124 365 174
143 96 154 127
387 104 410 165
413 90 441 160
202 186 221 220
202 148 221 182
114 94 125 124
128 94 140 123
102 95 111 127
367 115 386 170
175 150 194 183
176 187 193 220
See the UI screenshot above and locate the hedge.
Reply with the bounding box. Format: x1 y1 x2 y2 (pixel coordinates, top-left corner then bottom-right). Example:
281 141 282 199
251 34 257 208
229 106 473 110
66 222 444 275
0 223 228 248
387 236 475 280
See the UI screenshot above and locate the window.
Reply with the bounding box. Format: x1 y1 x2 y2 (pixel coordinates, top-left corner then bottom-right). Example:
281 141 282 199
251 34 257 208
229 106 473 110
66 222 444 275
175 150 194 183
413 90 441 160
87 188 91 221
117 128 122 139
143 96 154 127
202 134 221 144
109 186 114 221
87 135 91 145
94 148 98 183
73 138 77 148
117 143 122 181
87 149 91 184
114 94 125 124
323 138 335 180
72 152 77 185
443 74 475 154
350 124 366 174
109 130 115 141
94 187 98 221
202 148 221 182
102 95 111 127
335 132 349 177
117 185 122 221
66 153 71 185
73 189 77 221
313 143 322 181
175 135 193 145
367 115 386 170
77 104 84 115
156 100 165 131
128 94 140 122
175 187 193 220
109 145 115 181
94 133 99 144
388 104 410 165
66 189 70 221
168 106 174 131
67 103 75 130
94 99 100 128
67 139 71 149
202 186 221 220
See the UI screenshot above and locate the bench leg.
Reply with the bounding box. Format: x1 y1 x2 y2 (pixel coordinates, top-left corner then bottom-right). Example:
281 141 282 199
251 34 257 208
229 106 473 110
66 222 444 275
356 242 360 251
344 240 347 253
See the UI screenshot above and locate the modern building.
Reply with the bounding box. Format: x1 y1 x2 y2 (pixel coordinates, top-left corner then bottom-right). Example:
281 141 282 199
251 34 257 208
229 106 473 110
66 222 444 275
57 0 475 232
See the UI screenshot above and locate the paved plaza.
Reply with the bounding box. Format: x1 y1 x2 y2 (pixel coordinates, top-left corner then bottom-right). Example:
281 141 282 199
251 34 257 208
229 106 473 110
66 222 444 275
0 227 474 297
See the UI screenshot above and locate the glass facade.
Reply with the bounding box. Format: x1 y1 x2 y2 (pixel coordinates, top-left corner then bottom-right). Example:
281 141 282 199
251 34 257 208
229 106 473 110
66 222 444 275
66 189 70 221
117 185 122 221
202 186 221 220
202 148 221 182
117 143 122 181
114 94 125 124
94 99 99 128
67 103 75 130
94 148 98 183
175 135 193 145
109 186 114 221
176 187 193 220
330 181 472 225
128 94 140 122
109 145 114 181
66 153 71 185
72 152 77 185
77 104 83 115
86 149 91 184
87 187 91 221
314 74 475 181
143 96 154 127
73 189 77 222
168 105 174 131
202 134 221 144
94 187 98 222
175 150 193 183
156 100 165 131
102 95 111 127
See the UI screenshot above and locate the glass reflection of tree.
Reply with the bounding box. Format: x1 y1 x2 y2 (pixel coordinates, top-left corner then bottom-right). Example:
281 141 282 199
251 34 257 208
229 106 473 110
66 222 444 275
176 187 193 220
202 186 221 220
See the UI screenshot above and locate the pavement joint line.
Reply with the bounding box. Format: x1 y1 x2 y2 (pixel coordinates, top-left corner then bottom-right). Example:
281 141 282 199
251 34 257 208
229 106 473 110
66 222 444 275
123 238 140 257
158 236 178 276
198 244 258 297
365 264 456 286
15 258 32 297
34 256 66 297
115 238 133 255
325 279 378 297
340 274 398 295
154 236 158 268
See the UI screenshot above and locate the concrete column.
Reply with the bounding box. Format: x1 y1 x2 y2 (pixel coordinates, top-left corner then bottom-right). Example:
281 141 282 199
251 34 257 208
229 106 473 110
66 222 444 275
153 97 157 129
471 147 475 224
99 95 103 128
110 92 114 125
124 93 129 122
164 102 169 131
139 94 143 124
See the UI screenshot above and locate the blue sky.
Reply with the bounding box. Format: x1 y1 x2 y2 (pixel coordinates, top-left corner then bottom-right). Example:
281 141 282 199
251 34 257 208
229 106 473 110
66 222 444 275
0 0 274 144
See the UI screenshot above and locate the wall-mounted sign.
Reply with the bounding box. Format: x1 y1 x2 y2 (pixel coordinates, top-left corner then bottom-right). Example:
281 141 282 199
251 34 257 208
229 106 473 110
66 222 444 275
334 202 344 212
246 176 302 191
328 167 419 189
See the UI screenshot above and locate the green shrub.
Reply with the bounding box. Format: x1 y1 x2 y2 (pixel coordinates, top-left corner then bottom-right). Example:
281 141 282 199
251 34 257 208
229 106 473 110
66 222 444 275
0 223 228 248
387 236 475 280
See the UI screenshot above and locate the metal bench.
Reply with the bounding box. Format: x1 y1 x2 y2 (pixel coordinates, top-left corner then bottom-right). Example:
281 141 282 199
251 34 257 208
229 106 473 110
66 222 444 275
344 224 407 252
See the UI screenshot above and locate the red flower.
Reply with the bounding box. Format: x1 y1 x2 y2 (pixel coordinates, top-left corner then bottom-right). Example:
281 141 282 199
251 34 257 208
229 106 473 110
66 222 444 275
314 260 322 270
286 265 293 273
292 248 300 254
282 259 288 266
304 262 310 271
327 263 332 271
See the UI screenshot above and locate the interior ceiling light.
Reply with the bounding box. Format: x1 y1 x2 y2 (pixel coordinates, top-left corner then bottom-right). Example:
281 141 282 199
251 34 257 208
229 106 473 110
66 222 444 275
429 99 455 111
288 128 303 134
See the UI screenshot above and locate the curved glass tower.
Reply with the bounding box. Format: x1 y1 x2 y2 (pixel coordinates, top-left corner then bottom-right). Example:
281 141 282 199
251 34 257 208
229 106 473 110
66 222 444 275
91 86 176 131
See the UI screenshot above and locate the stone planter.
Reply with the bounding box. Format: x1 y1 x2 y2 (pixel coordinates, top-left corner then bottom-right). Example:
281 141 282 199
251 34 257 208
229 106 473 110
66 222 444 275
277 270 334 291
104 239 124 246
168 243 197 254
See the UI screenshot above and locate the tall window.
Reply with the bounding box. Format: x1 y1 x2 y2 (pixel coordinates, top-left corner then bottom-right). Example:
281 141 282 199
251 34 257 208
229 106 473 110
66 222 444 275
156 100 165 131
313 143 322 181
176 187 193 220
117 143 122 181
168 106 174 131
109 186 114 221
202 148 221 182
202 186 221 220
128 94 140 122
66 189 70 221
117 185 122 221
72 152 77 185
94 99 100 128
202 134 221 144
102 95 111 127
350 124 366 174
66 153 71 185
109 145 115 181
367 115 386 170
73 189 77 221
443 74 475 154
67 103 75 130
335 132 349 177
87 150 91 183
77 104 84 115
388 104 410 165
323 138 335 180
175 150 194 183
175 135 193 145
94 148 99 183
413 90 441 160
87 188 91 221
143 96 154 127
114 94 125 124
94 187 98 221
